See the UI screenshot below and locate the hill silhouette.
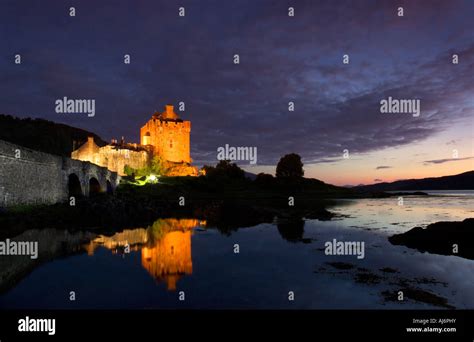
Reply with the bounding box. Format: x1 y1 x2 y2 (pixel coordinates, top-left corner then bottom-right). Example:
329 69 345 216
0 114 106 157
354 171 474 191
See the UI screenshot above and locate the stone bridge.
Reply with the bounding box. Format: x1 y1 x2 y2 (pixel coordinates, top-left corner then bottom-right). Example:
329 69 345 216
63 158 120 198
0 139 120 207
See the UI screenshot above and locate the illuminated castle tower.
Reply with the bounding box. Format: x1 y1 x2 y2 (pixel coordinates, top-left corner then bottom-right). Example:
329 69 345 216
140 105 191 163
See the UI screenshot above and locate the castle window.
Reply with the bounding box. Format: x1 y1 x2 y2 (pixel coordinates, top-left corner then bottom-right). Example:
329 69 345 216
143 132 151 145
170 140 173 148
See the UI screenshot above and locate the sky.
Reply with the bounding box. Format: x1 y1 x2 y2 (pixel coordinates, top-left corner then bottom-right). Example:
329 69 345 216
0 0 473 185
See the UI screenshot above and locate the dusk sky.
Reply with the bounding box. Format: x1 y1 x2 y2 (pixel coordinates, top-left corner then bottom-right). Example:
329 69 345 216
1 0 473 185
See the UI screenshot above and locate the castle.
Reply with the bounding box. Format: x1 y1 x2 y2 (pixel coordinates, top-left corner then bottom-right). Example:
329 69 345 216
71 105 198 176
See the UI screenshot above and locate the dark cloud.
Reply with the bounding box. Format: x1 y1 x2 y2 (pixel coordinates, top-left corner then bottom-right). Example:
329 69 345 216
0 0 473 167
375 166 392 170
423 157 474 165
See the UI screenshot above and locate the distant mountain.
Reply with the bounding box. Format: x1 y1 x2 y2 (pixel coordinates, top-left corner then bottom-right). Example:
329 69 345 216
354 171 474 191
0 114 106 157
342 184 365 188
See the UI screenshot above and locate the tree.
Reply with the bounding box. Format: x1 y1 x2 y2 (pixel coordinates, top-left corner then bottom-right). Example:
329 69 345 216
150 156 168 175
124 156 168 178
124 164 136 177
276 153 304 178
202 160 245 179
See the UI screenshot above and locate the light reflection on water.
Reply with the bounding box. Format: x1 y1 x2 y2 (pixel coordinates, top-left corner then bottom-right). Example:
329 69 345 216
84 219 199 291
0 192 472 309
330 193 474 234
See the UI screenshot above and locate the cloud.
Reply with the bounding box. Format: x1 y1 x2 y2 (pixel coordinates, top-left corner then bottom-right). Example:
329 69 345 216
375 166 392 170
0 0 473 167
374 179 383 182
423 157 474 165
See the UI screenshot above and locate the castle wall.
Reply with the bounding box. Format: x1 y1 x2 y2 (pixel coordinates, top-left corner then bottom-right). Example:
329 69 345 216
70 137 100 161
71 138 149 176
141 119 191 163
94 146 149 176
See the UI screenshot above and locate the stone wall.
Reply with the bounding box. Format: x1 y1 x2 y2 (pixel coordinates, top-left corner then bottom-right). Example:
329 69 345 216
71 137 149 176
0 139 120 207
100 146 148 176
0 139 65 206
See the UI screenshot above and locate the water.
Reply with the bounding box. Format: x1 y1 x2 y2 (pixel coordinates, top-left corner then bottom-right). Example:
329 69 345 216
0 191 473 309
387 190 474 197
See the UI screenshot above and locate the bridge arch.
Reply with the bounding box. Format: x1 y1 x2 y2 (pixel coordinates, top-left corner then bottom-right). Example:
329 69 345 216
89 177 102 196
63 158 120 200
68 173 83 197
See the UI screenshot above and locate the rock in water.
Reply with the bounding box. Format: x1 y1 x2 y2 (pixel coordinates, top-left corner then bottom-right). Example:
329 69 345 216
389 218 474 260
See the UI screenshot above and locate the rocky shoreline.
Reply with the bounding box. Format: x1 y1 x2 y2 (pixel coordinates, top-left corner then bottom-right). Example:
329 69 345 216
389 218 474 260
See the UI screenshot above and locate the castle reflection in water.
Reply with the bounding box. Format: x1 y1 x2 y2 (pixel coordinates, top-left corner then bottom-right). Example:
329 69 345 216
84 218 205 291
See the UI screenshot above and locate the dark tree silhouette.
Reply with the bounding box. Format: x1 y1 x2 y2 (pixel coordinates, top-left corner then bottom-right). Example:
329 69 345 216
202 160 245 179
276 153 304 178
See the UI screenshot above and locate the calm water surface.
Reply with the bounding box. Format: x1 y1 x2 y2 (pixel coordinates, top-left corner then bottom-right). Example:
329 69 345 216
1 191 473 309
